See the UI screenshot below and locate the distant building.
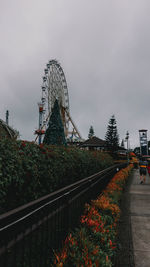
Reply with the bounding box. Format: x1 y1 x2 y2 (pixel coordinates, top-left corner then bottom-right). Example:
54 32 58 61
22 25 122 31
80 136 106 151
0 119 18 139
117 147 127 156
139 129 148 156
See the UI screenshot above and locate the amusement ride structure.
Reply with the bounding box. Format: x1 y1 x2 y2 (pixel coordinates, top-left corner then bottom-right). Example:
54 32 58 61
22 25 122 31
35 59 82 144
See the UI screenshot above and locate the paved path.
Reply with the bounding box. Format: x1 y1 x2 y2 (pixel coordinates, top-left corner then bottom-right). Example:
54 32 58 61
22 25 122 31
130 169 150 267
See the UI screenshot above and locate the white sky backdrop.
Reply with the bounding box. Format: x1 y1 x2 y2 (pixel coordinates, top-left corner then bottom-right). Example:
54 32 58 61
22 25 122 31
0 0 150 148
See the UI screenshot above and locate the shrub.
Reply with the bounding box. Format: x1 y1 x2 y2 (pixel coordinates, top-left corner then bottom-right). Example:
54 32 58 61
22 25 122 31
53 164 133 266
0 138 113 214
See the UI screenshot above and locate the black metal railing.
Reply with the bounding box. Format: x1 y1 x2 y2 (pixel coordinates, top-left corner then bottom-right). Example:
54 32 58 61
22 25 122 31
0 163 127 267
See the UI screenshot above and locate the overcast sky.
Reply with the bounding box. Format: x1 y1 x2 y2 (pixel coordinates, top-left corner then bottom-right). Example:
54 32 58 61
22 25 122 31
0 0 150 148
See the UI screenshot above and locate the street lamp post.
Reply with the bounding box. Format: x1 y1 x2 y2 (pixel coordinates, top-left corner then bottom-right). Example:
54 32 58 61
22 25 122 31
125 131 129 164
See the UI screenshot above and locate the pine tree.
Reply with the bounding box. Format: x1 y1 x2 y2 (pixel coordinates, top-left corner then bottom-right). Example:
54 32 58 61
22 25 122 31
105 115 119 153
121 139 125 148
43 99 67 145
88 126 95 139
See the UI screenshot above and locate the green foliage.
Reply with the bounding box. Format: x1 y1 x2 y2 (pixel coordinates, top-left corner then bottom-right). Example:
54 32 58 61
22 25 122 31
43 99 66 145
53 165 133 266
0 138 113 214
133 146 140 156
105 115 119 153
121 139 125 148
88 125 95 139
53 227 112 266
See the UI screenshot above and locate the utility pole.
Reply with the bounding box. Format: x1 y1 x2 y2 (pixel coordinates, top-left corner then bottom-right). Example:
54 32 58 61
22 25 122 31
6 110 9 125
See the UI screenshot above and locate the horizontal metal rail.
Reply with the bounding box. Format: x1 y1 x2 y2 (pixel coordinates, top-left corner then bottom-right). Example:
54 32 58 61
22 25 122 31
0 163 127 267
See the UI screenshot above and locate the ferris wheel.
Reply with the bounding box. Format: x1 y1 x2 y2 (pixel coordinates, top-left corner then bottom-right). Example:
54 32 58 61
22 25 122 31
35 59 82 144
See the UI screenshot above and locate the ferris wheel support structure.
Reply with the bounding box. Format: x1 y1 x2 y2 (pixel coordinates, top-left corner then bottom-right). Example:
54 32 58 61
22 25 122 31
35 60 82 144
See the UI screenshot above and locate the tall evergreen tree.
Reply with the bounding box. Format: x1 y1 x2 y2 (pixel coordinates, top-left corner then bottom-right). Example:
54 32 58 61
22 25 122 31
43 99 66 145
105 115 119 152
121 139 125 148
88 125 95 139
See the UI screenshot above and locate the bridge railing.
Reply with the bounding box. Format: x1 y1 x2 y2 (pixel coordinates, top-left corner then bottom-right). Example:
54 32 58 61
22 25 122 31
0 163 127 267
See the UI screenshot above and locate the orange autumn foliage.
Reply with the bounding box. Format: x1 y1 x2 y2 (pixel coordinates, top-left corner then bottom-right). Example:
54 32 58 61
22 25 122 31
53 164 133 266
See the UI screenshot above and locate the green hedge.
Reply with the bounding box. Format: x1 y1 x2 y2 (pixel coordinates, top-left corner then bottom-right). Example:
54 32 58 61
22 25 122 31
52 165 133 266
0 138 113 214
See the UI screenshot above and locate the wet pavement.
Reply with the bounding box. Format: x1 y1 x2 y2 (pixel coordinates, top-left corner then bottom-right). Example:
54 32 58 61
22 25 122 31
130 169 150 267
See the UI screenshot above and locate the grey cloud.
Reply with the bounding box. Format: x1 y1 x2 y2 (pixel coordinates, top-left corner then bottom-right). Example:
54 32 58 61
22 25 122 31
0 0 150 148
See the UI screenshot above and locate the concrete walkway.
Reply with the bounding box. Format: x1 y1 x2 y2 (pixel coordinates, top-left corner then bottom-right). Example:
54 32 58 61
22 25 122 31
130 169 150 267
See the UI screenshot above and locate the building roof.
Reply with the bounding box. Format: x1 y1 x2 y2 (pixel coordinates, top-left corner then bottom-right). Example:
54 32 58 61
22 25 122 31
139 129 147 132
80 136 106 147
0 119 18 139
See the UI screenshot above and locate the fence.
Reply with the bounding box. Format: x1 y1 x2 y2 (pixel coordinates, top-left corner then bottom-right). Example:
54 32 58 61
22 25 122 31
0 163 127 267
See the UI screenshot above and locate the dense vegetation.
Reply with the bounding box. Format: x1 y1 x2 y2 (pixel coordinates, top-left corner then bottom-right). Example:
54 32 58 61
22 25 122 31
0 138 113 214
53 164 133 266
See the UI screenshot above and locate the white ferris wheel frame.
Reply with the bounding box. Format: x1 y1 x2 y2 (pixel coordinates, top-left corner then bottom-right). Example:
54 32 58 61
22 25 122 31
38 59 81 142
